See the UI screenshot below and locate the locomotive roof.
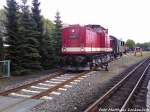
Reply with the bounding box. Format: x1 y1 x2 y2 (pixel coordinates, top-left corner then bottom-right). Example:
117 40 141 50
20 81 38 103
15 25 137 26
85 24 107 30
62 24 107 32
109 35 125 42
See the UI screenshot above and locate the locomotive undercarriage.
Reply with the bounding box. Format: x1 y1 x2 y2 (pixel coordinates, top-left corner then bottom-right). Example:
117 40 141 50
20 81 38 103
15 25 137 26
62 53 113 71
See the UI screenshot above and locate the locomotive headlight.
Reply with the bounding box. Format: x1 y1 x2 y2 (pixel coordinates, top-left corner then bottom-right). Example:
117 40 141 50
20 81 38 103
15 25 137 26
63 47 67 51
80 48 84 51
80 44 84 51
71 29 75 33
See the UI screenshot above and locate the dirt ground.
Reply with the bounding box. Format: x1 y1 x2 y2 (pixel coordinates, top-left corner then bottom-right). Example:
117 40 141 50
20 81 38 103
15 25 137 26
0 69 58 91
95 51 150 83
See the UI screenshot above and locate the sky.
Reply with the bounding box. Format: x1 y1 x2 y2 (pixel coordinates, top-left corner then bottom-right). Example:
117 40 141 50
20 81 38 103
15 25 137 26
0 0 150 43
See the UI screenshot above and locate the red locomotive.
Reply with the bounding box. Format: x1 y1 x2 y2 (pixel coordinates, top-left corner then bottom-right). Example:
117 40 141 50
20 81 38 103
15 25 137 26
61 24 125 71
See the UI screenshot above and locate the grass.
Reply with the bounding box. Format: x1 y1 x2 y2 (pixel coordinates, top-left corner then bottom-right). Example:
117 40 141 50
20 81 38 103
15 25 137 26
128 51 150 57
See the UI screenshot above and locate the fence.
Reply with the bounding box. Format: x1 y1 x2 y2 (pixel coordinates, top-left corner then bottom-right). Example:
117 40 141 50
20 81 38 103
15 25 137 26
0 60 10 77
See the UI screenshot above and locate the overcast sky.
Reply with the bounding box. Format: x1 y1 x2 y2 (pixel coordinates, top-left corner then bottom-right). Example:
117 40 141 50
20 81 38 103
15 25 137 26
0 0 150 43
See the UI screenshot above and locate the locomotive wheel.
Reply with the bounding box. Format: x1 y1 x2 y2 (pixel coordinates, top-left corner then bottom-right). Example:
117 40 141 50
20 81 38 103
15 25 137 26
105 63 110 71
89 62 97 71
105 66 109 71
90 63 93 70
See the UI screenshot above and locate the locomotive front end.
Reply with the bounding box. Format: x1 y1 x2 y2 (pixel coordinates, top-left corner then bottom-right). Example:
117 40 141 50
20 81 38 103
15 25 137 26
62 25 86 54
61 25 88 71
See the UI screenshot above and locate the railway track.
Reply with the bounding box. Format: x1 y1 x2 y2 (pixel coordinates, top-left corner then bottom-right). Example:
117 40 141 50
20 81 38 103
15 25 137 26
0 71 64 96
0 70 92 112
0 71 91 99
84 57 150 112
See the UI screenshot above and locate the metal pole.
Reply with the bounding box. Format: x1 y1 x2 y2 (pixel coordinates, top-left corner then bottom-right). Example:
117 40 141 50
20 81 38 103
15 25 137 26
7 60 10 77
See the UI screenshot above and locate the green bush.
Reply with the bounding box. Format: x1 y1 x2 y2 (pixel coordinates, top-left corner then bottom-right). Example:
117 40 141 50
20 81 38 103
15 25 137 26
12 69 31 76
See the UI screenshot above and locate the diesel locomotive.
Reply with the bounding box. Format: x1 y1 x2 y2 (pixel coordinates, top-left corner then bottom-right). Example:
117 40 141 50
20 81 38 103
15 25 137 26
61 24 125 71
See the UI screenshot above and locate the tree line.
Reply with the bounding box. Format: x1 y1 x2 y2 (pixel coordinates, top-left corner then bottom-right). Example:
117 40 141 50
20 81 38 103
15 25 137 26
126 39 150 50
0 0 62 75
136 42 150 50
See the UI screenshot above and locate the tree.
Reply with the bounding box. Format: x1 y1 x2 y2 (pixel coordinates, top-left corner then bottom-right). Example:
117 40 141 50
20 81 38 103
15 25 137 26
5 0 19 71
41 18 56 68
53 11 62 65
32 0 43 33
0 9 6 60
126 39 135 48
136 42 150 50
41 28 54 68
143 42 150 48
0 9 6 38
43 18 55 36
17 0 42 72
0 36 3 60
32 0 53 69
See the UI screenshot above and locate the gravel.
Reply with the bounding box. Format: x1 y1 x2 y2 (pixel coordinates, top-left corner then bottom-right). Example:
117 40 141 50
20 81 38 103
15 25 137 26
30 54 150 112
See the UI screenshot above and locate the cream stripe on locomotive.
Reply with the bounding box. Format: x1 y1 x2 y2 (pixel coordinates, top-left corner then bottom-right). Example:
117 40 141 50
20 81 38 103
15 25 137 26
62 47 112 52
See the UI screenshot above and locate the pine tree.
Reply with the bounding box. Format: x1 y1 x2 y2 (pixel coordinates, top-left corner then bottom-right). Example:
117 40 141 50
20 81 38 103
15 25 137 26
32 0 43 33
42 19 56 68
18 0 42 71
53 11 62 65
0 37 3 60
41 29 54 69
0 10 5 60
5 0 19 71
32 0 52 69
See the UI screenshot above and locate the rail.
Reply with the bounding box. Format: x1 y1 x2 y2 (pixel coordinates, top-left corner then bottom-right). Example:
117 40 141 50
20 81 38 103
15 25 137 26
84 57 150 112
0 71 64 96
120 63 150 112
0 71 91 112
